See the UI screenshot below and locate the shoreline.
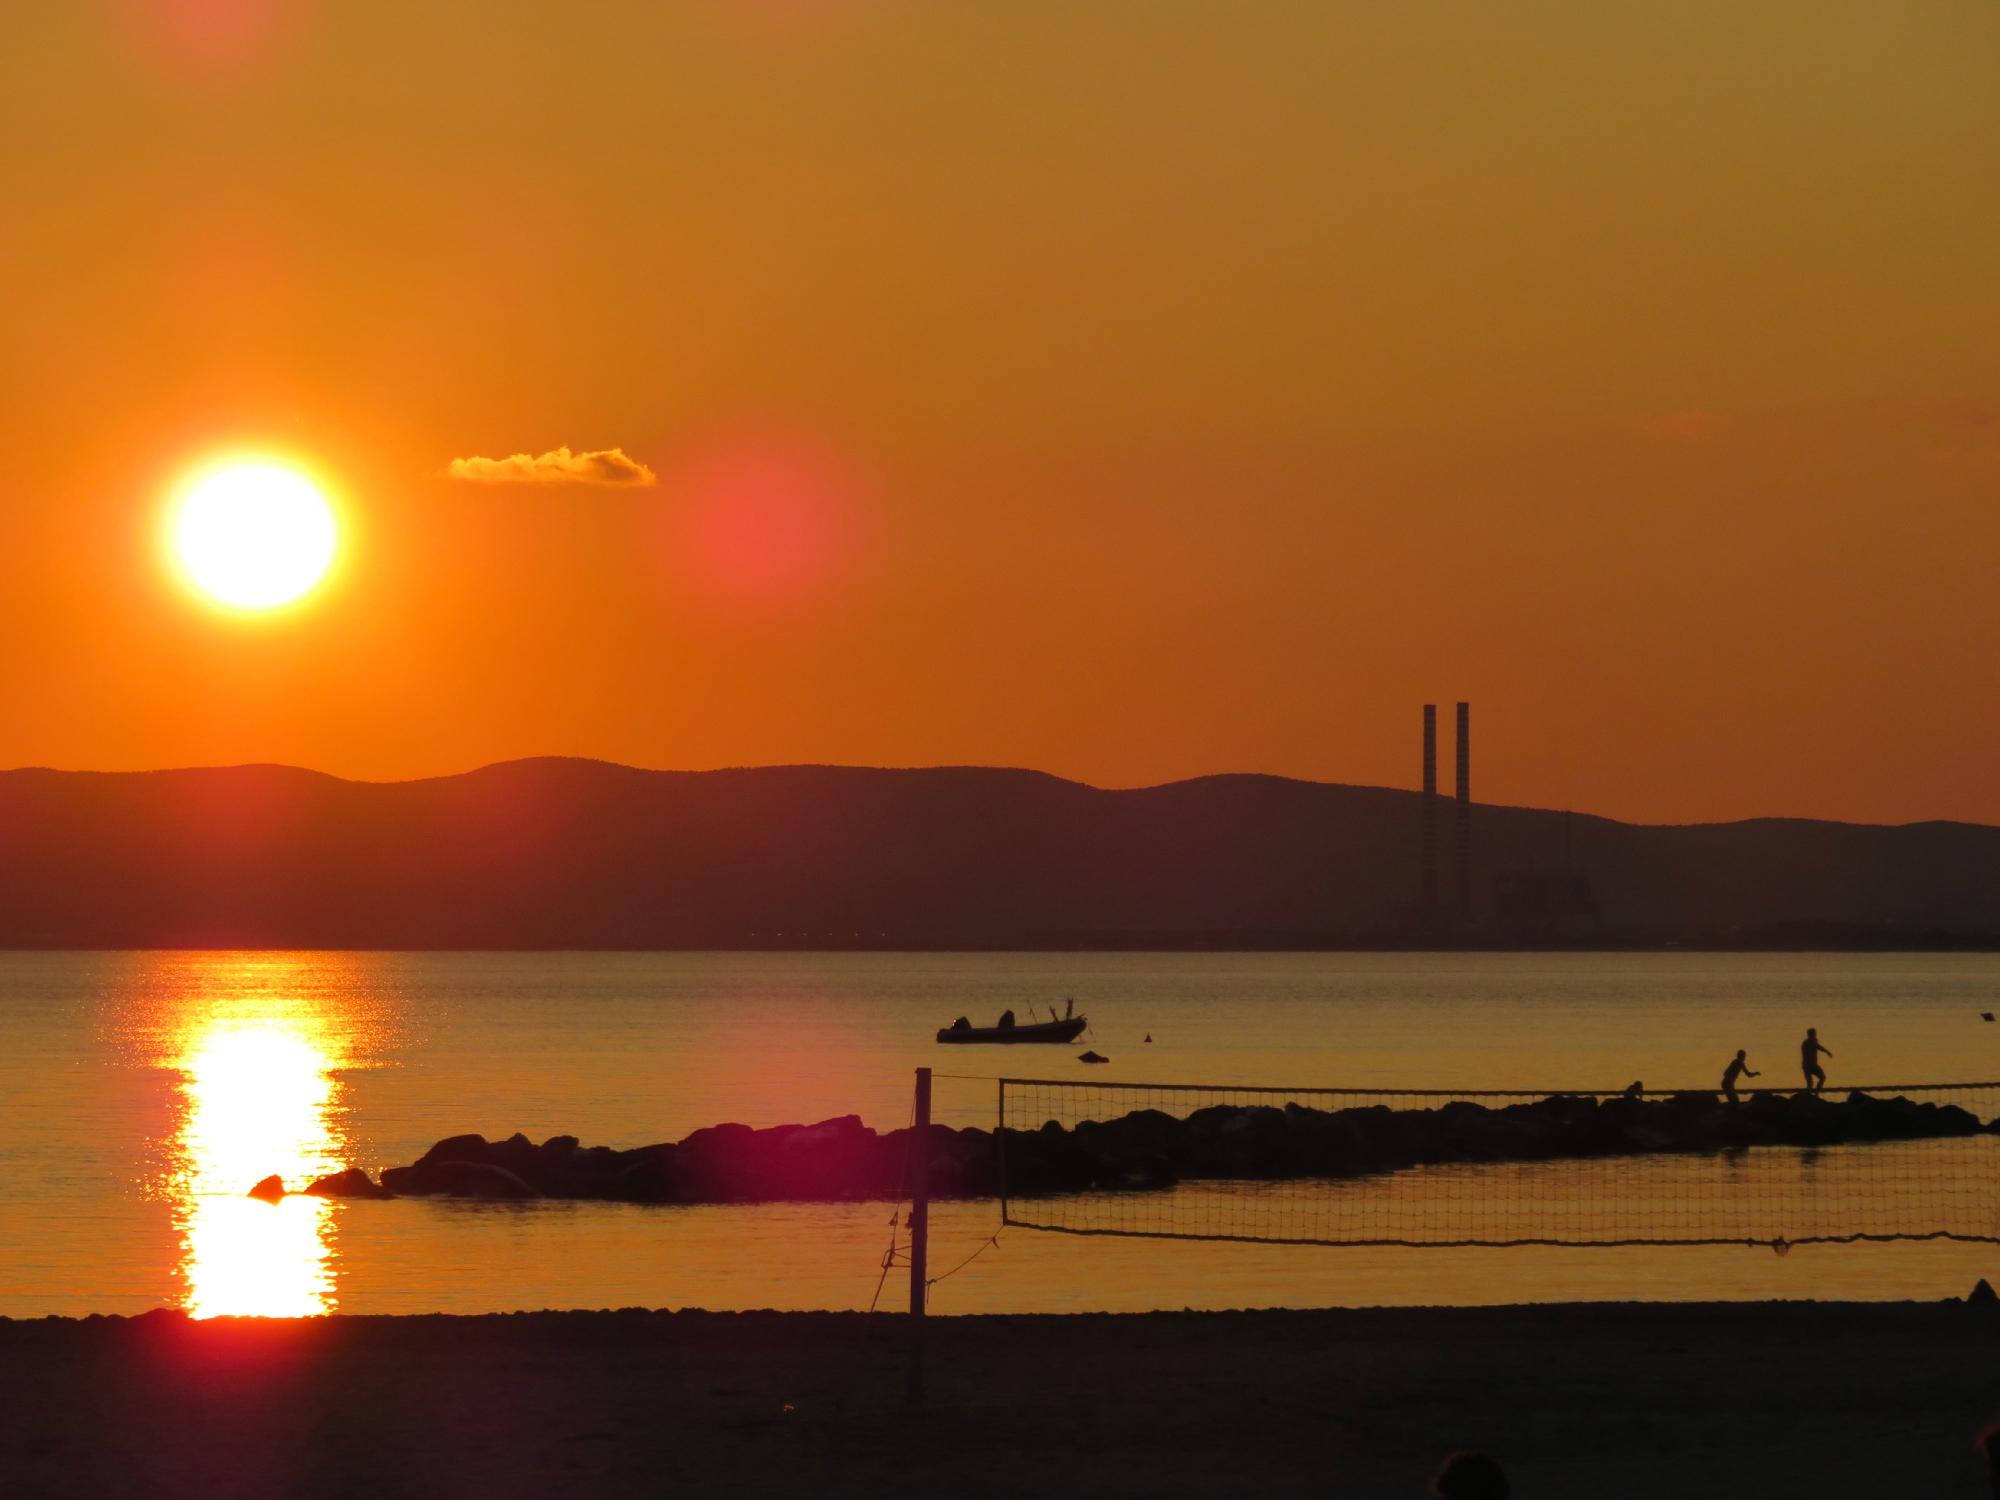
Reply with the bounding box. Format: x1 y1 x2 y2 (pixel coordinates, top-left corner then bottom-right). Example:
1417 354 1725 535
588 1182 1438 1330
7 1301 1999 1497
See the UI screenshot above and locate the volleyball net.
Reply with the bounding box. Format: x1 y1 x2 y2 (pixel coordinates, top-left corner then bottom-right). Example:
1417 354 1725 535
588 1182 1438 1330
989 1077 2000 1249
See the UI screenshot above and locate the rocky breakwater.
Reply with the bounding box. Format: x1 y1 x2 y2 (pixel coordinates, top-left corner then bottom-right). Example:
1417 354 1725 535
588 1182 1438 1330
297 1088 1996 1207
1021 1086 1994 1191
345 1116 997 1204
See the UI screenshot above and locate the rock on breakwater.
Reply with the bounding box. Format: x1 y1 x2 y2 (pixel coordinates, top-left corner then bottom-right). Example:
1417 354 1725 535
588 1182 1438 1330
312 1088 1994 1206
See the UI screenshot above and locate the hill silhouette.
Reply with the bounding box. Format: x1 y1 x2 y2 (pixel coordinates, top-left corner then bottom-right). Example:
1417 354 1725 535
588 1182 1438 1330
0 758 1993 948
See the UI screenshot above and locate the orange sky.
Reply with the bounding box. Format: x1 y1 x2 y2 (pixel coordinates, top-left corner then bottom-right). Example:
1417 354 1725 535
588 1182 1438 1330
1 1 1996 825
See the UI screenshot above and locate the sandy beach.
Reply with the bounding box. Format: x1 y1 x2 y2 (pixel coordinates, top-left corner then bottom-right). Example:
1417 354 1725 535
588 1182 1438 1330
5 1300 1999 1497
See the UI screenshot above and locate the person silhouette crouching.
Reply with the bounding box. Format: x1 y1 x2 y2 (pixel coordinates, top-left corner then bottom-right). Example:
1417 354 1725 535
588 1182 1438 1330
1721 1049 1759 1105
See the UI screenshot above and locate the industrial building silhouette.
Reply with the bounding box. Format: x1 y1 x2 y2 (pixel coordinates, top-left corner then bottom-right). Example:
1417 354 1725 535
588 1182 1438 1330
1420 702 1600 941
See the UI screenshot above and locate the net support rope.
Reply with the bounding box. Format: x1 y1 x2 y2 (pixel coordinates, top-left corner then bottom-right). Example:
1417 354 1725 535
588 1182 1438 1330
993 1077 2000 1250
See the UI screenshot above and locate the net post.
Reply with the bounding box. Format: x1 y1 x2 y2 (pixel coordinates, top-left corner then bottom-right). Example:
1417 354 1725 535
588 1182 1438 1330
907 1066 931 1406
996 1078 1009 1226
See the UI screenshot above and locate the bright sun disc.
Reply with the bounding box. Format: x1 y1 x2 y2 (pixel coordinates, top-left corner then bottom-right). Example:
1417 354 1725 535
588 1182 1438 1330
173 463 337 609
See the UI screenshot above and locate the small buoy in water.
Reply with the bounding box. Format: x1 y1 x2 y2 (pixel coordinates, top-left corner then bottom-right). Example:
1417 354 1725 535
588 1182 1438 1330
1771 1236 1790 1257
1982 1013 1994 1022
1143 1034 1153 1043
1078 1050 1109 1064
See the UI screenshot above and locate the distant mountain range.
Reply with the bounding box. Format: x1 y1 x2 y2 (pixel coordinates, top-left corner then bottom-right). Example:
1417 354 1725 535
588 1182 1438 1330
0 758 1994 949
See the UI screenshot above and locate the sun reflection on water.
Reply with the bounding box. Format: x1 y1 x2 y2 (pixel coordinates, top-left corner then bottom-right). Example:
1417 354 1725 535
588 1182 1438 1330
162 967 353 1318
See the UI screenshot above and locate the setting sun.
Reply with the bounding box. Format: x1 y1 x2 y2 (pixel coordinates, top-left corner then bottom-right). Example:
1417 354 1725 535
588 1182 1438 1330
171 462 338 610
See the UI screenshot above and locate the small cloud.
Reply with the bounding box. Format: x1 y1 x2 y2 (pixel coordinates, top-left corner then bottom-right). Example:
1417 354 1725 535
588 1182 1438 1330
447 445 657 487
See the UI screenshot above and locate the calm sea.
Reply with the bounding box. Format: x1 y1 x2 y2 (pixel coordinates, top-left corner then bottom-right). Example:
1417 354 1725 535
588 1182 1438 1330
3 950 1998 1319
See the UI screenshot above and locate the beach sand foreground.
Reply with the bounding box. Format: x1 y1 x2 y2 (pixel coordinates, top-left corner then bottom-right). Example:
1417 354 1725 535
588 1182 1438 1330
4 1302 1998 1497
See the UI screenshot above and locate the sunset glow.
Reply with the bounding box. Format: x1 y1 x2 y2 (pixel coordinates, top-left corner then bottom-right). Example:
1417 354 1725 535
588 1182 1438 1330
0 5 1988 821
9 2 2000 1493
170 462 338 611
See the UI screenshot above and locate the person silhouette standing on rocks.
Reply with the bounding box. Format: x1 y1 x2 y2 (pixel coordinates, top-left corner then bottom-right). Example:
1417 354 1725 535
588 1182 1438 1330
1801 1028 1833 1094
1721 1049 1759 1105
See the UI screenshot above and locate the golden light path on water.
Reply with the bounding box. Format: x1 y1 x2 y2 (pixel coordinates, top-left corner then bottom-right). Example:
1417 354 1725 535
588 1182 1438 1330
163 963 352 1318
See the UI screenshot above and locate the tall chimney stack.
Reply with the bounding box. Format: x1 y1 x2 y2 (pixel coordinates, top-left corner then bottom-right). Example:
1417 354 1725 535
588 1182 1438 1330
1421 704 1438 921
1454 701 1471 926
